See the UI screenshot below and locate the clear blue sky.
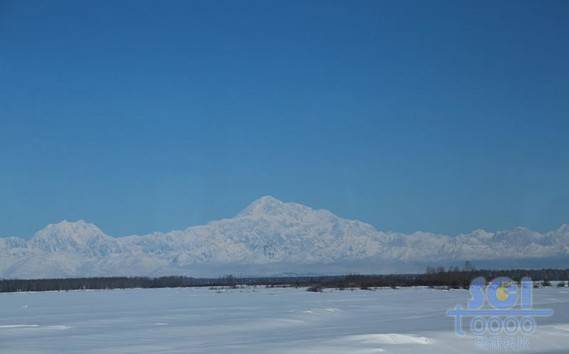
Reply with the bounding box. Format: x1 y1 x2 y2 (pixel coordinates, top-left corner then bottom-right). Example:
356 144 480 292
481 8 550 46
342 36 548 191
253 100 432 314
1 0 568 238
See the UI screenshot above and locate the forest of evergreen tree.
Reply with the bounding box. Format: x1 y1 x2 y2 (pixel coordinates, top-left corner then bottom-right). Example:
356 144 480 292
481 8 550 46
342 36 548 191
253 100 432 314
1 267 568 293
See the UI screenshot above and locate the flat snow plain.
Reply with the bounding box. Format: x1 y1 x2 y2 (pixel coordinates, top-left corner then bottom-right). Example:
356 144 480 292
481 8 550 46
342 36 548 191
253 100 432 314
1 287 568 353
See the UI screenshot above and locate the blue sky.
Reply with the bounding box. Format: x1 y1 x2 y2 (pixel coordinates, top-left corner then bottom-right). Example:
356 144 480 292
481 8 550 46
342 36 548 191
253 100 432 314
1 0 568 237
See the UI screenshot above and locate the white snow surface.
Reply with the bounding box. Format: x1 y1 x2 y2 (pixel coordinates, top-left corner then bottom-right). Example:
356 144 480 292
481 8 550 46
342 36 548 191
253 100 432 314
0 286 568 353
1 196 569 278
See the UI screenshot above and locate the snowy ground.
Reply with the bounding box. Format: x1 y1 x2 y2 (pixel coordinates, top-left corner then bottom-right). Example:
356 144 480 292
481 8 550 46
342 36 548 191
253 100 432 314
1 286 568 353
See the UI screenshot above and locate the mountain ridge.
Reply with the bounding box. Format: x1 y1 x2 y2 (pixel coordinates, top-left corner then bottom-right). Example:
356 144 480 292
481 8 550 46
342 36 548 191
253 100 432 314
1 196 568 278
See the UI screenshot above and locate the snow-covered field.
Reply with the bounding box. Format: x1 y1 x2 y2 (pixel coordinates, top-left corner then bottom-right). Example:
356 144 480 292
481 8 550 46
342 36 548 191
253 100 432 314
1 287 568 353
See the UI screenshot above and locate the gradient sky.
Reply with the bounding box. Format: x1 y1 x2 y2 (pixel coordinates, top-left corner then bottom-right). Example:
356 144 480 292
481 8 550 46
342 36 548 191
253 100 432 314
1 0 568 238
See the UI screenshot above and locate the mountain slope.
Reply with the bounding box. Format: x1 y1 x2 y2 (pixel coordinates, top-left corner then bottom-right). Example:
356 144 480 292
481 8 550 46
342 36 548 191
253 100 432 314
1 196 568 278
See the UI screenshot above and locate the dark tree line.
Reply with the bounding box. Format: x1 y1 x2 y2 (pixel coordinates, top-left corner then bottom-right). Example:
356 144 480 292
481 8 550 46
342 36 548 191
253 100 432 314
0 276 199 293
1 268 568 293
0 275 314 293
305 270 567 292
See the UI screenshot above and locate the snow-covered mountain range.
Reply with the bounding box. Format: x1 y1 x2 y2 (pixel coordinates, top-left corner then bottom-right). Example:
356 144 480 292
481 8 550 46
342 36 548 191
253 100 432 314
1 196 568 278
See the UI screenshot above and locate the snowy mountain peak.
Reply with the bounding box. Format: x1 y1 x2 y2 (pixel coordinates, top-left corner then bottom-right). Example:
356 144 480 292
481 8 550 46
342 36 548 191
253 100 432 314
30 220 115 255
33 220 106 240
244 195 283 208
557 224 569 233
237 196 309 218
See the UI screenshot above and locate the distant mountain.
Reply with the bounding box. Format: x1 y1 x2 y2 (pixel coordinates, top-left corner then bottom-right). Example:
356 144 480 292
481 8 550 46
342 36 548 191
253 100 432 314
1 196 568 278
